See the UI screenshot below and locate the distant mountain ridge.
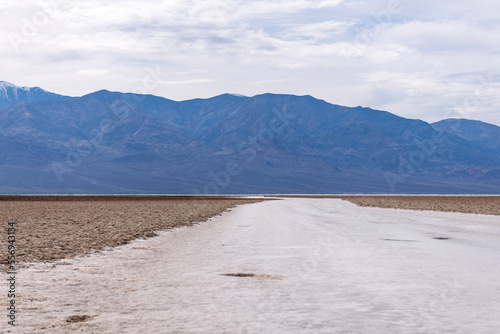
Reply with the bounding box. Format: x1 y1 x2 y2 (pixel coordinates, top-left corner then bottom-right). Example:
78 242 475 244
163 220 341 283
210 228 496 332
0 81 72 108
432 118 500 153
0 82 499 194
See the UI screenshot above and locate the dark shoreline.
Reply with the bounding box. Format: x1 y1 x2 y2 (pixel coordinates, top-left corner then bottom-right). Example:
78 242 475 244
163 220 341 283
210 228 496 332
1 193 499 200
0 195 259 201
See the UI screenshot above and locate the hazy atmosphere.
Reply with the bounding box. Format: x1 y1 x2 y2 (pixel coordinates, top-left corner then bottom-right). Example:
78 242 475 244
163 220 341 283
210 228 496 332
1 0 500 125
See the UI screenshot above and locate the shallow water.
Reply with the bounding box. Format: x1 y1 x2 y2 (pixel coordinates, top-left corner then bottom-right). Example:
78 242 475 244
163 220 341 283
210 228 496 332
3 198 500 333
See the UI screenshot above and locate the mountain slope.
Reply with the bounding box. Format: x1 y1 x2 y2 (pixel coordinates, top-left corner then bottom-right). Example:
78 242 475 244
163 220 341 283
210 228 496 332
432 118 500 153
0 89 499 194
0 81 72 108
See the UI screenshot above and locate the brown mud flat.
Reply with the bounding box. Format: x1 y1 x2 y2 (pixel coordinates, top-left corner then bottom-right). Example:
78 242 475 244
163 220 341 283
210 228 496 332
340 195 500 216
0 197 263 269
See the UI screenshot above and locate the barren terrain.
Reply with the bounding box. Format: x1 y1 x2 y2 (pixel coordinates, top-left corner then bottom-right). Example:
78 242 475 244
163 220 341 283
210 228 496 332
5 198 500 333
340 195 500 215
0 196 262 268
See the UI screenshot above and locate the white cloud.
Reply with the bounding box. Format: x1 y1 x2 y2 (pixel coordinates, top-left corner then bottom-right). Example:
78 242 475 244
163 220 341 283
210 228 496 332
285 20 353 39
75 68 111 77
380 20 500 54
233 0 344 16
161 78 214 85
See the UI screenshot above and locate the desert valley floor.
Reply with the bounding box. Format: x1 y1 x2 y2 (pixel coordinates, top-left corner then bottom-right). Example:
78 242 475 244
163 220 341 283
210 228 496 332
1 196 500 333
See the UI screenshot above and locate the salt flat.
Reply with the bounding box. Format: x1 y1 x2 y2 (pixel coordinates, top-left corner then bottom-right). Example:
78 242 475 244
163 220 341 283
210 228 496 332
6 198 500 333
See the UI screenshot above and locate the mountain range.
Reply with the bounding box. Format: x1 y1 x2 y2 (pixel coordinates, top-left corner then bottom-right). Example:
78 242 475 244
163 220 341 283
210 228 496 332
1 81 499 194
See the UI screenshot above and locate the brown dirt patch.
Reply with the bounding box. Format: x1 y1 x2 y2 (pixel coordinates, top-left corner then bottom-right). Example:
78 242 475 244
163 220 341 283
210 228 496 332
339 195 500 216
221 273 285 280
66 315 96 323
222 273 256 277
0 196 263 270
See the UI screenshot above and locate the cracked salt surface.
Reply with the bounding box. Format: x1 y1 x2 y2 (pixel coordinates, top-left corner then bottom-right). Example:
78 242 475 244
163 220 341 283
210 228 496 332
4 198 500 333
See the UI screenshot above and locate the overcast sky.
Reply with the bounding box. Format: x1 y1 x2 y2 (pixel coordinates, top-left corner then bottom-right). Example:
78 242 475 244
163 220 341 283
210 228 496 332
1 0 499 125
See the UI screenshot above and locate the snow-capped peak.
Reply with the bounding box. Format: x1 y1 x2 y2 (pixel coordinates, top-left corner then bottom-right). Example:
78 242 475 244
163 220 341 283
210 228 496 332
0 81 14 91
0 81 70 108
0 81 31 92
